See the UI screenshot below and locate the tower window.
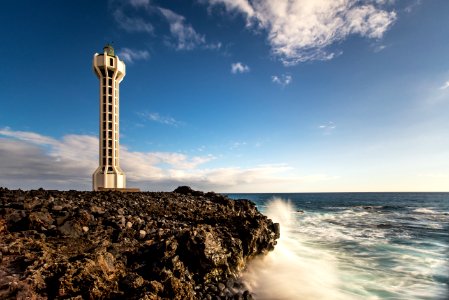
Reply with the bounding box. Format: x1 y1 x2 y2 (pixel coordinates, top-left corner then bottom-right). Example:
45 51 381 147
108 79 112 85
109 87 112 94
110 58 113 66
108 158 112 165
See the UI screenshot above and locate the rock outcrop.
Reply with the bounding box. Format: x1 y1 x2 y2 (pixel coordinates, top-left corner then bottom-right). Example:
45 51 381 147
0 186 279 299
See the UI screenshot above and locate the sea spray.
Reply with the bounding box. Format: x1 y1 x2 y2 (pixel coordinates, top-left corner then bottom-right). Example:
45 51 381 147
229 192 449 299
242 198 350 300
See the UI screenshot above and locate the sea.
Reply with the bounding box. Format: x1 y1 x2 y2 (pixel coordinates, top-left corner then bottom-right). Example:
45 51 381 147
226 193 449 300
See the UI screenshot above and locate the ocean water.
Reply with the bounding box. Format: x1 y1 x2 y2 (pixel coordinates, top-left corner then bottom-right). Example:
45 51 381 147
226 193 449 300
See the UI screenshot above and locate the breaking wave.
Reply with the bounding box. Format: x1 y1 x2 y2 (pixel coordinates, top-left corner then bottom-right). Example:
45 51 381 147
241 199 349 300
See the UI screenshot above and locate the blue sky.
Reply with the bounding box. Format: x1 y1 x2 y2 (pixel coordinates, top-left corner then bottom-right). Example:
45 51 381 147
1 0 448 192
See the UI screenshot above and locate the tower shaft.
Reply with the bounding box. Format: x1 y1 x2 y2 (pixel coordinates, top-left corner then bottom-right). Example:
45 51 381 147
92 45 126 190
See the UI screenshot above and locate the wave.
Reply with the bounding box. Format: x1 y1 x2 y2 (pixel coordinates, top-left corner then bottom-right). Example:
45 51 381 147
236 194 449 299
241 199 350 300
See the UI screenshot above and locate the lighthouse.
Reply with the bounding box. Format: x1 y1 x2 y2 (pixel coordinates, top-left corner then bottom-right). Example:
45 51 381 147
92 44 126 191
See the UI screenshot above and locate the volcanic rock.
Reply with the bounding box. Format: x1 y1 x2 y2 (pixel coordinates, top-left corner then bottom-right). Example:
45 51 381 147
0 187 279 299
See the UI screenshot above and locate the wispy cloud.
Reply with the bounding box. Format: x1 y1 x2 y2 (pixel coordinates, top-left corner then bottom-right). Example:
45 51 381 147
113 9 154 34
204 42 222 50
128 0 151 9
0 128 334 192
118 48 150 63
140 112 183 127
204 0 397 65
439 81 449 90
111 1 221 52
271 74 292 87
230 141 247 150
231 62 250 74
319 121 336 135
404 0 422 13
159 7 206 50
372 44 387 53
0 127 58 145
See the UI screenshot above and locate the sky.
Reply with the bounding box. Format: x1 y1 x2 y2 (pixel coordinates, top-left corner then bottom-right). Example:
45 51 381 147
0 0 448 192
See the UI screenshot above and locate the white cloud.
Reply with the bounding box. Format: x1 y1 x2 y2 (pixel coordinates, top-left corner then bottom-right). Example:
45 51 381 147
159 7 206 50
373 44 387 52
111 1 221 52
128 0 151 9
404 0 422 13
319 121 336 135
140 112 182 127
231 62 250 74
113 9 154 33
439 81 449 90
204 0 397 65
205 0 255 18
204 42 223 50
0 128 335 192
271 74 292 87
230 141 247 150
118 48 150 63
0 127 58 146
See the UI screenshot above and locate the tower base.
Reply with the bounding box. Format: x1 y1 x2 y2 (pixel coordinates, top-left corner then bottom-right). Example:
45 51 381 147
96 187 140 192
92 167 126 191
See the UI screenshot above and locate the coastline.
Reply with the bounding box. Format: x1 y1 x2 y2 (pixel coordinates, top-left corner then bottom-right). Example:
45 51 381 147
0 186 280 299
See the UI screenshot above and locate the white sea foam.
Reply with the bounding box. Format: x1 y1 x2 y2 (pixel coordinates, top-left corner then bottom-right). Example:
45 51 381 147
413 207 437 214
241 199 350 300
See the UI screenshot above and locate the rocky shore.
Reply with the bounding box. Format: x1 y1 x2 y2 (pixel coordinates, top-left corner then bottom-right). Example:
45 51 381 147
0 186 280 299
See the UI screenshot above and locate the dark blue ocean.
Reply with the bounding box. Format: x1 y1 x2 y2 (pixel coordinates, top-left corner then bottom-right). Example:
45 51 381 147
226 193 449 300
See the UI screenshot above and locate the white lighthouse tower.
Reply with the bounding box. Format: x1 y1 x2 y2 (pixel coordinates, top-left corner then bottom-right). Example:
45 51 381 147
92 44 126 191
